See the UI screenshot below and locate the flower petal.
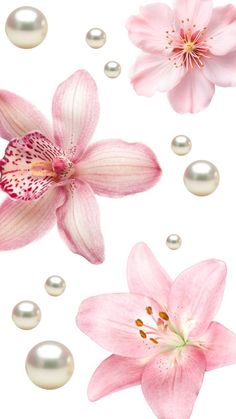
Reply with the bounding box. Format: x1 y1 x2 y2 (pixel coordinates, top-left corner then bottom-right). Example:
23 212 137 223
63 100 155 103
0 188 64 250
207 5 236 56
142 346 206 419
126 4 175 54
204 51 236 87
174 0 212 28
131 53 186 96
127 243 172 307
202 321 236 371
168 69 215 113
0 131 67 200
56 179 104 263
169 260 226 338
77 293 161 358
77 139 161 197
88 354 146 401
0 91 52 141
52 70 99 162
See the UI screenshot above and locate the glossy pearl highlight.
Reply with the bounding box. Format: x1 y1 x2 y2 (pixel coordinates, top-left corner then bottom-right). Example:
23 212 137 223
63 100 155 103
45 275 66 297
171 135 192 156
5 7 48 49
86 28 106 48
104 61 121 78
184 160 220 196
25 341 74 389
166 234 182 250
12 301 41 330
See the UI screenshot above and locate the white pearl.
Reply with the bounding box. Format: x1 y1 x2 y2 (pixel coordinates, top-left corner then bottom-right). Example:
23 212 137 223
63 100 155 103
184 160 220 196
104 61 121 78
45 275 66 297
5 7 48 49
166 234 182 250
12 301 41 330
25 341 74 389
171 135 192 156
86 28 106 48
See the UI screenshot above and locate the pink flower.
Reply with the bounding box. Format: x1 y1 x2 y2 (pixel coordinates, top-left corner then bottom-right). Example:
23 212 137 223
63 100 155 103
0 71 161 264
127 0 236 113
77 243 236 418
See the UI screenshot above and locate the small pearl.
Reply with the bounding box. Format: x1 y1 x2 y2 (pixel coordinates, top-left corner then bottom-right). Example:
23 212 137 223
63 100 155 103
166 234 182 250
184 160 220 196
45 275 66 297
25 341 74 389
5 7 48 49
86 28 106 48
12 301 41 330
104 61 121 78
171 135 192 156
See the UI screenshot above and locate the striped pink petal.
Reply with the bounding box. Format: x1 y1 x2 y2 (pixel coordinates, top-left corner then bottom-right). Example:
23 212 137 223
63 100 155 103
52 70 100 163
56 180 104 264
77 140 161 197
0 91 53 141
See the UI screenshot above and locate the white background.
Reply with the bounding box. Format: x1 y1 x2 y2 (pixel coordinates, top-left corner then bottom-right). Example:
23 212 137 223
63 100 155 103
0 0 236 418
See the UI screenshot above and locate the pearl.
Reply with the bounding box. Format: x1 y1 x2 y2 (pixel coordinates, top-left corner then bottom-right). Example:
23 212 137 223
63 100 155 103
45 275 66 297
5 7 48 49
104 61 121 78
166 234 182 250
12 301 41 330
86 28 106 49
171 135 192 156
184 160 220 196
25 341 74 389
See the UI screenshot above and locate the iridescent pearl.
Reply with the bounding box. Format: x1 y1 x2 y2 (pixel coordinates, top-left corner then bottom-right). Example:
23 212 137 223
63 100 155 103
184 160 220 196
25 341 74 389
104 61 121 78
45 275 66 297
86 28 106 48
5 7 48 49
171 135 192 156
12 301 41 330
166 234 182 250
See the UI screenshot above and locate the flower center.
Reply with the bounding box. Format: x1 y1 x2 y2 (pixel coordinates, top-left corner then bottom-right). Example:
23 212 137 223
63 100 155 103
31 157 73 180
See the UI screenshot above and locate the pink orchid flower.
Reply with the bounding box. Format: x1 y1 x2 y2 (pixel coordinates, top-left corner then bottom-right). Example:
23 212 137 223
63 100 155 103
126 0 236 113
0 71 161 264
77 242 236 418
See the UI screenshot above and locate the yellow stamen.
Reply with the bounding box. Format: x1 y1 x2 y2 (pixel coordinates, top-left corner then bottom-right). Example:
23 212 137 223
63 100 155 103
139 330 147 339
135 319 143 327
146 306 153 315
159 312 169 321
150 338 158 345
185 41 194 53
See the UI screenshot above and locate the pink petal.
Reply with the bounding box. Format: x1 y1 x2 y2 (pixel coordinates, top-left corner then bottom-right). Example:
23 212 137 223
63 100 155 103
174 0 212 28
207 5 236 56
52 70 99 163
56 179 104 264
168 260 226 338
168 69 215 113
204 51 236 87
0 91 52 141
77 139 161 197
126 4 175 54
0 132 68 200
88 354 146 401
0 188 64 250
142 346 206 419
127 242 172 307
202 321 236 371
131 53 186 96
77 293 161 358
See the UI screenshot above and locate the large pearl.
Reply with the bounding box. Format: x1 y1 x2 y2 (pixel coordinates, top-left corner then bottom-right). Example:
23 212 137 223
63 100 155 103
184 160 220 196
12 301 41 330
25 341 74 389
104 61 121 78
166 234 182 250
5 7 48 49
171 135 192 156
45 275 66 297
86 28 106 48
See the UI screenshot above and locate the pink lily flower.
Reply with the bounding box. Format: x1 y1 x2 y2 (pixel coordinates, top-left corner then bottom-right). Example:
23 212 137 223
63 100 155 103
77 243 236 418
0 71 161 264
126 0 236 113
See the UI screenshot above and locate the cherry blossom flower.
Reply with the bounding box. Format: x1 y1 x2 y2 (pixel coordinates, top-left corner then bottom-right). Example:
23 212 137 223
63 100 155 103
77 243 236 418
127 0 236 113
0 71 161 263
